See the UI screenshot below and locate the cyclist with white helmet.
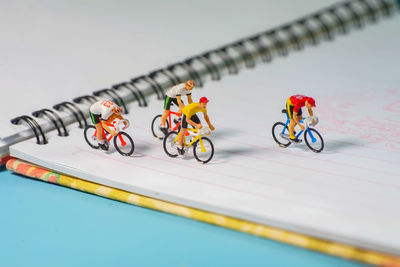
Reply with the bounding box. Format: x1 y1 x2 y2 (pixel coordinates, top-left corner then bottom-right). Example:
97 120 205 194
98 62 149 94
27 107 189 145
89 100 125 149
159 80 195 135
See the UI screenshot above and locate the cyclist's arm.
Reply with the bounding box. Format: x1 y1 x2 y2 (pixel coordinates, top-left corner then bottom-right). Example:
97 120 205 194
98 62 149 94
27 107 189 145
307 107 314 116
108 113 123 122
176 95 184 111
115 112 124 121
187 94 193 104
204 112 215 130
292 111 305 130
293 111 302 125
186 116 201 129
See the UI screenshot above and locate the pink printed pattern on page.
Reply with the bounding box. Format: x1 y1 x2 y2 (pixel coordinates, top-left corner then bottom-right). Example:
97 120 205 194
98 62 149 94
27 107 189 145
317 89 400 151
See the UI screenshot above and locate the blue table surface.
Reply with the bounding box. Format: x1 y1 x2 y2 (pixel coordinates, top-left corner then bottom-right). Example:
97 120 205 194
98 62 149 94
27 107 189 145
0 168 368 267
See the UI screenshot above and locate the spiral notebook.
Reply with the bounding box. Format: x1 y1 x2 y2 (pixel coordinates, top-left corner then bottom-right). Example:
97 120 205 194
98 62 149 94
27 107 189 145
0 0 343 162
4 0 400 265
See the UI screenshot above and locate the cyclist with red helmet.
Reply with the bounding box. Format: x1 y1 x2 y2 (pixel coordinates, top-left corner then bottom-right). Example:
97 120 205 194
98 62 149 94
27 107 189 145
159 80 195 135
89 100 125 149
286 95 316 142
177 96 215 155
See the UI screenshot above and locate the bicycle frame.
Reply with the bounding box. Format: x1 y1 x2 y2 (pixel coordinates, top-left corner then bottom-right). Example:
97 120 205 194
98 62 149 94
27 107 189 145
283 112 318 143
96 122 128 146
167 110 182 132
173 128 207 152
166 110 191 137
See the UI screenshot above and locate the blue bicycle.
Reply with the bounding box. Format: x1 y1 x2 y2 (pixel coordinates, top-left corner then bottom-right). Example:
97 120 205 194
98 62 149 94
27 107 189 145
272 109 324 153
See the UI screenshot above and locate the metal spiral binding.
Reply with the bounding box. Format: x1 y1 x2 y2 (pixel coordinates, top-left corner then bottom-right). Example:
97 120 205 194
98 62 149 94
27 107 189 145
73 95 98 104
53 102 87 129
131 75 164 100
112 82 147 108
215 47 240 74
32 109 69 137
168 62 203 87
186 53 221 81
149 68 181 86
120 0 395 97
11 116 48 144
128 80 148 107
11 0 397 145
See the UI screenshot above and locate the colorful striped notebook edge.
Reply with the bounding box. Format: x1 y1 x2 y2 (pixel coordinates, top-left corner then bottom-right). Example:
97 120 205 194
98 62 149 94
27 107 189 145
6 158 400 267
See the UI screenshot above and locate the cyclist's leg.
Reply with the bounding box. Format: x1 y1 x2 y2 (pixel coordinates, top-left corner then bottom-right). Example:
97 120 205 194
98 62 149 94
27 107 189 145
178 115 188 148
161 96 173 127
286 99 296 139
294 109 303 137
296 111 303 125
171 97 180 110
187 114 200 142
294 116 303 138
95 124 103 141
191 114 201 128
289 110 302 142
178 114 199 154
90 112 103 142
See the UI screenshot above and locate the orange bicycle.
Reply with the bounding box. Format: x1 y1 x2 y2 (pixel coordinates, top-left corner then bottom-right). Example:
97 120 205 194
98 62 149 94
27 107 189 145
151 104 183 139
84 119 135 156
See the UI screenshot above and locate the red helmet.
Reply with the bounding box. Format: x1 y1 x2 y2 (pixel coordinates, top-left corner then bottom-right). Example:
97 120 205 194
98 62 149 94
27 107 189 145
199 97 209 103
307 97 316 107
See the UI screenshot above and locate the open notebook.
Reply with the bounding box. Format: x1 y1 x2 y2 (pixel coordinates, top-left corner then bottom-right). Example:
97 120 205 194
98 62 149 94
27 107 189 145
0 0 340 161
4 0 400 265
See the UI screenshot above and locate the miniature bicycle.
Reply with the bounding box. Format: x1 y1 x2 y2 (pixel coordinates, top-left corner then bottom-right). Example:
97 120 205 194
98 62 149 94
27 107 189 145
272 109 324 153
151 105 182 139
163 126 214 163
84 119 135 156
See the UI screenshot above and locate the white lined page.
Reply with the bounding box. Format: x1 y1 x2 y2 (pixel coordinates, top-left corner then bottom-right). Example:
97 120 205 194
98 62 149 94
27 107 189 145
10 12 400 255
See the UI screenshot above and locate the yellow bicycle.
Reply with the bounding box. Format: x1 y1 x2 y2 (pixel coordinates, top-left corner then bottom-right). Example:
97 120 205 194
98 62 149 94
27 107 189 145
163 127 214 164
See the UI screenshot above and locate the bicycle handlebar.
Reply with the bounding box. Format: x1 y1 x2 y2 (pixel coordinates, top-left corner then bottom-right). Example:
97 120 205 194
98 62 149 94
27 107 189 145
107 119 130 134
304 116 319 127
191 126 212 136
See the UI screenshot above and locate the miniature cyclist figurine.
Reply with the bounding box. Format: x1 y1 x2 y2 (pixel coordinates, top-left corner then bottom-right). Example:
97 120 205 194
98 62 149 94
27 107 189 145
89 99 125 150
159 80 195 135
177 96 215 155
286 95 316 142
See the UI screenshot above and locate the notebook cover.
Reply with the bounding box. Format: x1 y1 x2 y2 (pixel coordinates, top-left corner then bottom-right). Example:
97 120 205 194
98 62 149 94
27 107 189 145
6 158 400 267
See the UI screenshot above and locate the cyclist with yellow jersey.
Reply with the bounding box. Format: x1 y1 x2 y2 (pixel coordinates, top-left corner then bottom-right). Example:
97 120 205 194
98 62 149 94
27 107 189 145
177 97 215 155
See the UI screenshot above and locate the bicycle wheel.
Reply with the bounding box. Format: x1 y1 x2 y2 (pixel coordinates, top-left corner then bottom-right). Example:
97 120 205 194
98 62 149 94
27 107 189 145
304 128 324 153
193 137 214 164
272 122 291 147
114 132 135 156
163 131 179 157
151 114 169 139
84 125 100 149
